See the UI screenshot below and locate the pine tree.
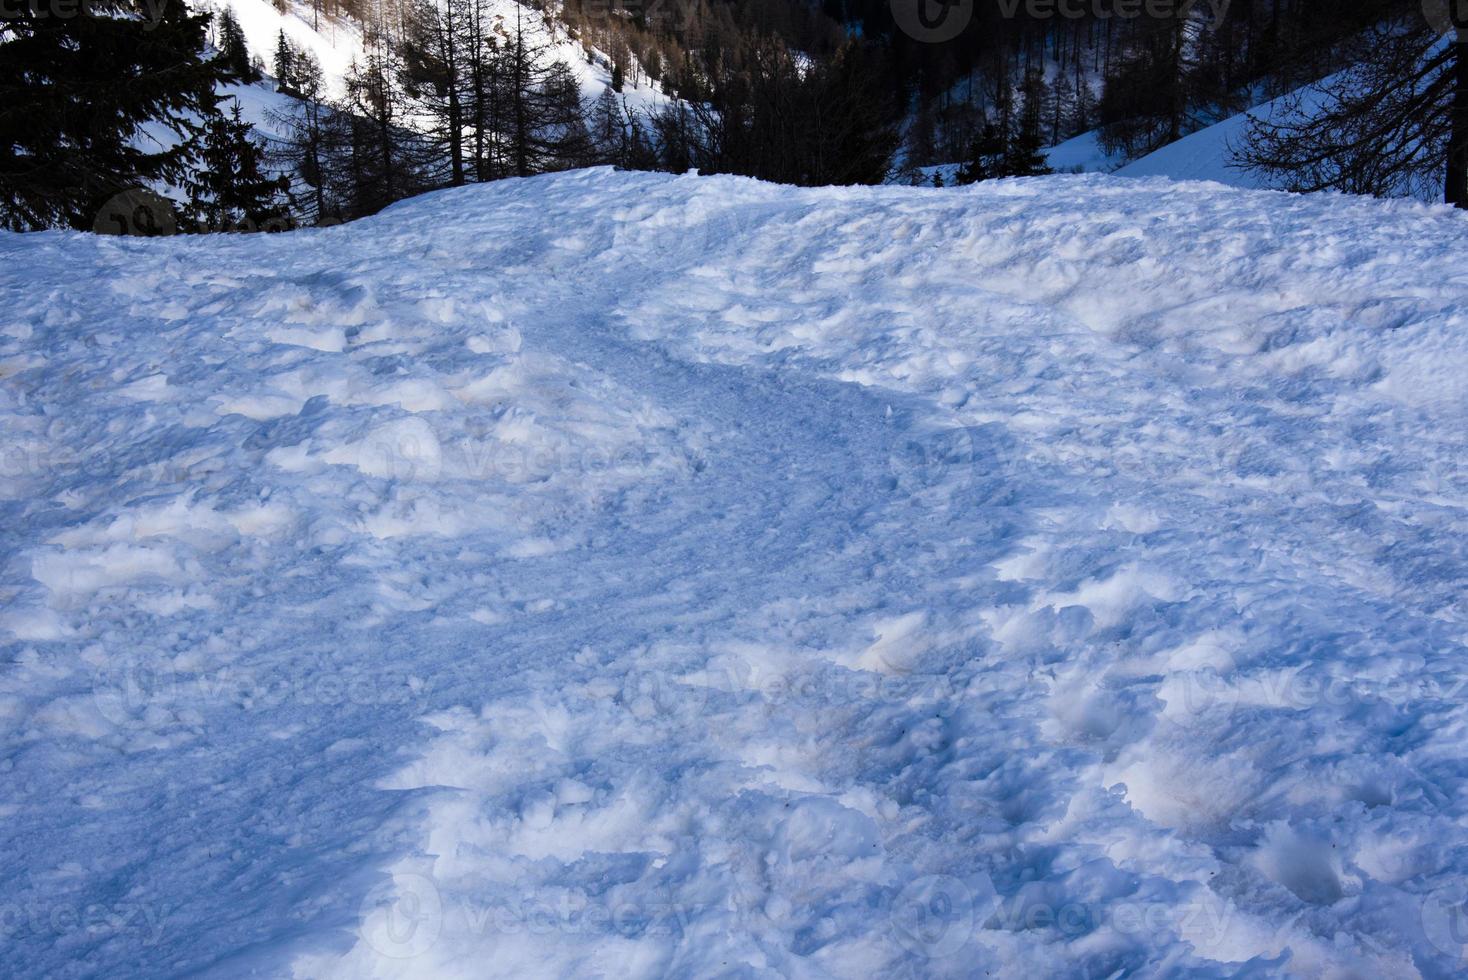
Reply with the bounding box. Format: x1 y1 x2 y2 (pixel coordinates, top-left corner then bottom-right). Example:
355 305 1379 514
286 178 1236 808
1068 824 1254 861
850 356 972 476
955 123 1003 184
1068 77 1095 138
806 40 902 185
589 87 629 166
906 99 937 169
267 52 338 224
1048 72 1073 146
335 41 433 217
495 9 590 177
217 8 260 84
1005 69 1053 177
0 0 236 230
188 101 291 231
400 0 470 186
343 50 409 213
462 0 503 181
273 29 297 95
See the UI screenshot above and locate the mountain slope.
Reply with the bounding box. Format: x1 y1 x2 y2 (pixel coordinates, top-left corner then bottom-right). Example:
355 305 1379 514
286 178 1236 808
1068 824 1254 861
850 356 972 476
202 0 667 110
4 171 1468 977
1115 60 1449 203
1114 74 1347 191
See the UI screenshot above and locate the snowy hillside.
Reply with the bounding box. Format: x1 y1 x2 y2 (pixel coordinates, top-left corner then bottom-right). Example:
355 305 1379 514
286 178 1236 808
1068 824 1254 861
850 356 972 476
206 0 368 100
1115 62 1444 203
919 79 1352 192
922 68 1419 197
203 0 667 109
1114 75 1345 191
190 0 668 162
5 170 1468 977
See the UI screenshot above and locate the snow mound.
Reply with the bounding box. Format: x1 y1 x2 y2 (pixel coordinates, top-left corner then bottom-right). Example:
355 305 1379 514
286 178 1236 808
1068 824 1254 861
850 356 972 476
4 169 1468 977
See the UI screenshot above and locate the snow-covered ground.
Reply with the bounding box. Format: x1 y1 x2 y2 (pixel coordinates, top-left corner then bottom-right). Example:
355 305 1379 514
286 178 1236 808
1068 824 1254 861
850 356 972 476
5 170 1468 977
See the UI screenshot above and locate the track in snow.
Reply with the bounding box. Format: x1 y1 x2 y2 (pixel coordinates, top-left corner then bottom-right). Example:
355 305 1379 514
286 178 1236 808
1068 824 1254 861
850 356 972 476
3 170 1468 978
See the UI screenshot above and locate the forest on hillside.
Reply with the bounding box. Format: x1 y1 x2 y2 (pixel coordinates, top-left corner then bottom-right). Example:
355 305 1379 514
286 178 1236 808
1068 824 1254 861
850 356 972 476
0 0 1458 230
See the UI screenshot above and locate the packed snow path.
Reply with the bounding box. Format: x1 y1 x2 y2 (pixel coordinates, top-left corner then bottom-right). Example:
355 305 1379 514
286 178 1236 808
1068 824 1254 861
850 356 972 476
4 171 1468 978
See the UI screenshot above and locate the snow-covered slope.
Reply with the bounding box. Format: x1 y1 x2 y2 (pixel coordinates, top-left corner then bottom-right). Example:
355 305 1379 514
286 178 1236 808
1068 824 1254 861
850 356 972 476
1112 78 1344 190
206 0 368 100
6 171 1468 978
1112 66 1450 202
913 130 1128 186
202 0 667 112
1045 129 1123 173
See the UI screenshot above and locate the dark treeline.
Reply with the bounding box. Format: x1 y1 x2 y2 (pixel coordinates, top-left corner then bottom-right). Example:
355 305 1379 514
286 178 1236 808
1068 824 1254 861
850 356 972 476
269 0 903 224
0 0 292 231
0 0 1456 232
883 0 1415 171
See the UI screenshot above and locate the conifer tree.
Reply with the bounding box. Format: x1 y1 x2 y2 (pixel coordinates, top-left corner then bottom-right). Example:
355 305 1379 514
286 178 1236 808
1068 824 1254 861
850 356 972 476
273 29 297 95
1006 69 1053 177
267 48 338 223
217 8 260 84
0 0 237 230
188 100 291 230
1239 16 1468 206
955 123 1003 184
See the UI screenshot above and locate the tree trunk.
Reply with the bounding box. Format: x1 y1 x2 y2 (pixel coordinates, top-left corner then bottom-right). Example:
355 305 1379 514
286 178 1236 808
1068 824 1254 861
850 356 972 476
1448 26 1468 208
445 2 464 187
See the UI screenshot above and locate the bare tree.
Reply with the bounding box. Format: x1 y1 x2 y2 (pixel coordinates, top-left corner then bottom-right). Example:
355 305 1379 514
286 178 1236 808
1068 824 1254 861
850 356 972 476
1236 16 1467 206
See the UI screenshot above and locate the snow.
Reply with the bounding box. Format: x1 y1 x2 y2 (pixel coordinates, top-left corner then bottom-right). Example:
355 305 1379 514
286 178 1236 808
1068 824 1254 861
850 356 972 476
1112 68 1449 201
912 131 1121 187
1046 129 1123 174
202 0 667 114
1110 79 1338 190
5 169 1468 977
204 0 367 100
